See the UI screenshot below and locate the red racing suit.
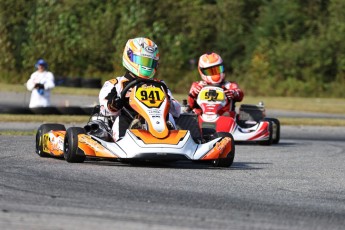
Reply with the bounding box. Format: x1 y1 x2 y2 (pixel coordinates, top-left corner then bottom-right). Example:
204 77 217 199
188 80 244 118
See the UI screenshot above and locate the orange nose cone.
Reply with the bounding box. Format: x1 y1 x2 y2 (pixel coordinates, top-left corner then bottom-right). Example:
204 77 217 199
211 75 221 82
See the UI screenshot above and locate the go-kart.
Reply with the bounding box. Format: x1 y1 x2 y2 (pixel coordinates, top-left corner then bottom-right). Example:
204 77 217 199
35 79 235 167
183 86 280 145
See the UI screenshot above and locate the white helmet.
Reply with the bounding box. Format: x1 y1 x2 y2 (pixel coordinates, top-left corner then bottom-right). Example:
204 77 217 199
198 52 225 84
122 37 159 79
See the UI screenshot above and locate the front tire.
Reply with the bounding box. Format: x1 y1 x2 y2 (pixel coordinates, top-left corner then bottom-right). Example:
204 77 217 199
64 127 86 163
212 132 235 168
36 123 66 157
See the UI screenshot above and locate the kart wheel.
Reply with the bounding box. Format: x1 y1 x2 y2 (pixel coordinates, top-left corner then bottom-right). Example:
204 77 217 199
265 118 280 144
260 121 273 146
202 128 217 142
64 127 86 163
212 132 235 168
36 123 66 157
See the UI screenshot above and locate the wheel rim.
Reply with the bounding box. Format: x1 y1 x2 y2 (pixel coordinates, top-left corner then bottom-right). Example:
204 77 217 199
64 139 69 159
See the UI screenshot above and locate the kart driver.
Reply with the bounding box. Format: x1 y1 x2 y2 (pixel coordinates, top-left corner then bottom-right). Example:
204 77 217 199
188 52 244 118
98 37 181 141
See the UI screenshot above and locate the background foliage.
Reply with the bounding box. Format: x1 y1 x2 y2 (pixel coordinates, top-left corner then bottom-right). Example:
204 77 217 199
0 0 344 97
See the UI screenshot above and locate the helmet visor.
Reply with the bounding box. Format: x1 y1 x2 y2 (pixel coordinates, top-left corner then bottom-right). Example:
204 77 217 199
200 64 224 76
131 54 158 69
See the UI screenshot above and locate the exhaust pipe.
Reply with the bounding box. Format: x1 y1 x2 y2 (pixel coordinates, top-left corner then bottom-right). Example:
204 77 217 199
84 123 100 133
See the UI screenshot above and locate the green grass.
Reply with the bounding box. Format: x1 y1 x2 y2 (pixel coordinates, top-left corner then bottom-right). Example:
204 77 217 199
279 117 345 126
3 83 345 114
238 96 345 115
0 82 100 96
1 83 344 127
0 114 89 123
0 130 36 136
173 95 345 115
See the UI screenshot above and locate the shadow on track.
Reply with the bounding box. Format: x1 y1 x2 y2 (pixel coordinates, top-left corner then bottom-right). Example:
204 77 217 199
81 158 269 170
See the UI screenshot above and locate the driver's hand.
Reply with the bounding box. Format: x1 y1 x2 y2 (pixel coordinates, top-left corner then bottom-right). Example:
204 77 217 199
224 89 238 100
108 96 124 111
189 84 203 98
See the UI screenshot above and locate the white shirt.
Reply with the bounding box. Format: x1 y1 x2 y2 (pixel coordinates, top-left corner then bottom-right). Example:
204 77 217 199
26 70 55 108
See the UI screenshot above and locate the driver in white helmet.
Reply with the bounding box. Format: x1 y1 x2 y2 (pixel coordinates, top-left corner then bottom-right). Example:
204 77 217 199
188 52 244 118
98 37 181 141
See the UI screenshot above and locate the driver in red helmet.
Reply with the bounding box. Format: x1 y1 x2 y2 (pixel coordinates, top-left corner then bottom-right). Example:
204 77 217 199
188 52 244 118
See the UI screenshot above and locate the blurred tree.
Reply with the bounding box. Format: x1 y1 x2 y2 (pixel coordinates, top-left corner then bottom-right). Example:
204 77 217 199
0 0 33 82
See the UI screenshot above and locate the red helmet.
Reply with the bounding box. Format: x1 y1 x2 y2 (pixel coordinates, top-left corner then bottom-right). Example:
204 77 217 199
198 53 225 84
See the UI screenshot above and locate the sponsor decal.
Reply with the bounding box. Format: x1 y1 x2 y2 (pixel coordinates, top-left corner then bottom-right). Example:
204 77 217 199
135 85 165 108
43 134 49 152
79 135 112 156
145 46 156 53
199 88 225 101
215 137 231 151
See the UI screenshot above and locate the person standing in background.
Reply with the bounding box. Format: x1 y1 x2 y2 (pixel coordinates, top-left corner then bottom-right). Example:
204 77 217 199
26 59 55 108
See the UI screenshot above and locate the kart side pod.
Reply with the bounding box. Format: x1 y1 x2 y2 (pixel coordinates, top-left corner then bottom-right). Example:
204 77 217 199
201 136 232 160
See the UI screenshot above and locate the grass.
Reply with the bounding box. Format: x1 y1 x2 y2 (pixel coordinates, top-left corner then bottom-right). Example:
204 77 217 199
238 96 345 115
0 130 36 136
0 82 100 96
174 95 345 115
279 117 345 126
1 83 344 128
0 114 89 123
3 83 345 114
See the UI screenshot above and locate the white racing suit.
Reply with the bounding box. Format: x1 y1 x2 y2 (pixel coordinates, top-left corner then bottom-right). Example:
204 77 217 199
99 73 181 141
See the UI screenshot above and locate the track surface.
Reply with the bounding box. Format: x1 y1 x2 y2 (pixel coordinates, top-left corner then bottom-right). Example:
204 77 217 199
0 127 345 230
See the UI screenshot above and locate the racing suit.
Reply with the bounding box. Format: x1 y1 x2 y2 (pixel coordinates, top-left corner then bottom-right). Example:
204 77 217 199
188 80 244 118
99 72 181 141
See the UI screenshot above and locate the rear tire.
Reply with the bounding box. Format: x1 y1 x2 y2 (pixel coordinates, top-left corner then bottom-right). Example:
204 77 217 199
212 132 235 167
64 127 86 163
36 123 66 157
265 118 280 144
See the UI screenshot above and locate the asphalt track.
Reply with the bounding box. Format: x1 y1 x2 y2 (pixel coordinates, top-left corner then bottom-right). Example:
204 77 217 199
0 126 344 230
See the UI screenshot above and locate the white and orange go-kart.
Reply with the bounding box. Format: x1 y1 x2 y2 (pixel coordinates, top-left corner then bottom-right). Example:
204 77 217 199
35 79 235 167
188 86 280 145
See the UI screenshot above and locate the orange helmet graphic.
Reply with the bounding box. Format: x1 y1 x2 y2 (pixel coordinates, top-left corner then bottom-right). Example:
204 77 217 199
198 52 225 84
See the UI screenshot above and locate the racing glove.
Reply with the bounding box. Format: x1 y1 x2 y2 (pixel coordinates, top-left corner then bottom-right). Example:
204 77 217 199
108 96 124 111
224 89 239 100
189 83 203 98
106 87 124 111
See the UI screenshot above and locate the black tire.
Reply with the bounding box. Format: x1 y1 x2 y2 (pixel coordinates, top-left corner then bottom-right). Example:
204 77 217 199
36 123 66 157
0 106 33 114
265 118 280 144
212 132 235 167
81 106 96 116
81 78 102 88
260 121 273 146
201 127 217 142
175 113 202 141
64 77 82 88
30 106 61 115
64 127 86 163
56 106 85 115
